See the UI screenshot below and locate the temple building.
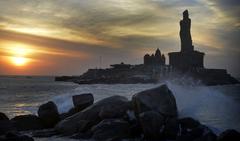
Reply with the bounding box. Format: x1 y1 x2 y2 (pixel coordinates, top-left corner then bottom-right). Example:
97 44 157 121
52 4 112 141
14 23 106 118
168 10 204 70
144 48 166 66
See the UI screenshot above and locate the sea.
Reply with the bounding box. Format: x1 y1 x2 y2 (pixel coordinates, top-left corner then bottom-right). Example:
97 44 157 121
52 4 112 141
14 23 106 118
0 76 239 141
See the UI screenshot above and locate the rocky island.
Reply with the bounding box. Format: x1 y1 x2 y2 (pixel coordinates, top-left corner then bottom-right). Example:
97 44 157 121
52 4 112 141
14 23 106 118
55 10 239 85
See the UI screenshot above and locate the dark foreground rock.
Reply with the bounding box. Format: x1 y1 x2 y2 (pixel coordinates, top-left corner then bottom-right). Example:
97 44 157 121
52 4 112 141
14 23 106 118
60 94 95 120
139 111 165 140
218 129 240 141
132 84 178 118
31 128 58 138
0 132 34 141
0 112 9 120
72 93 94 110
11 115 44 131
38 101 60 128
0 113 15 135
55 95 130 135
91 119 131 141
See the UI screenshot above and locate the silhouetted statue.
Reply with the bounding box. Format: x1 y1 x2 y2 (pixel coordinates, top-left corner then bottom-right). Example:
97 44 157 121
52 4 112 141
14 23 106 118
180 10 193 52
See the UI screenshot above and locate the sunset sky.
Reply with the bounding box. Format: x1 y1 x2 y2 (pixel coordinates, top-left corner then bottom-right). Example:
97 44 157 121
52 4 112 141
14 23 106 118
0 0 239 77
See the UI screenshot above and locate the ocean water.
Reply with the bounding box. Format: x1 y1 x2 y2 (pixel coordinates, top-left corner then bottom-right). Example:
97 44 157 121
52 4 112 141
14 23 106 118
0 76 239 140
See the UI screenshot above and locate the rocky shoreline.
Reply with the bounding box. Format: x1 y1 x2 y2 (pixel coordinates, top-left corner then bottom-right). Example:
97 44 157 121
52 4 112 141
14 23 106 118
1 84 240 141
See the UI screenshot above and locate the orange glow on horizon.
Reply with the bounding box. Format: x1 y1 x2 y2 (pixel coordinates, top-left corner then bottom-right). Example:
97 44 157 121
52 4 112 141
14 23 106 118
0 42 34 67
10 56 29 66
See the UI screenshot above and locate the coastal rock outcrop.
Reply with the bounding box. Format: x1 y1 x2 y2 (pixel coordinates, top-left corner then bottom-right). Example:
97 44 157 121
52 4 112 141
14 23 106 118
132 84 177 118
11 115 44 131
217 129 240 141
0 132 34 141
55 95 130 135
0 112 9 120
72 93 94 110
38 101 60 128
61 93 95 119
91 119 131 141
0 113 15 135
139 111 165 140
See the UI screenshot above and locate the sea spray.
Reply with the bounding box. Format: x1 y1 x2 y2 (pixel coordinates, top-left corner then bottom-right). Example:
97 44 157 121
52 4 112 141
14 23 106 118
50 82 240 133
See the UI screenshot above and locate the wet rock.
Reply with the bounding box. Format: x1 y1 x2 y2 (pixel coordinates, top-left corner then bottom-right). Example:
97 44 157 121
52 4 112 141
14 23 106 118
177 121 207 141
11 115 44 131
32 128 58 138
0 113 15 135
0 112 9 120
91 119 130 141
139 111 165 140
132 84 177 118
195 131 217 141
179 117 200 130
164 117 179 139
55 95 129 135
72 93 94 110
38 101 60 128
3 131 34 141
99 101 131 119
0 120 15 135
70 131 92 139
218 129 240 141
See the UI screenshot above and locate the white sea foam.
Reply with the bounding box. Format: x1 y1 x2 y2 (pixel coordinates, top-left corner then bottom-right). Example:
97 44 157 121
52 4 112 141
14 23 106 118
50 81 240 134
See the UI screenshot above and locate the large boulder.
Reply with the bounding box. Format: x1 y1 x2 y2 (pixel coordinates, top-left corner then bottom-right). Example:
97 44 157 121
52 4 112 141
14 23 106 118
60 94 94 120
55 95 129 135
0 112 9 120
11 115 44 131
139 111 165 140
72 93 94 110
132 84 177 118
91 119 130 141
99 101 131 119
218 129 240 141
2 132 34 141
0 119 15 135
0 112 16 135
38 101 60 128
164 117 179 139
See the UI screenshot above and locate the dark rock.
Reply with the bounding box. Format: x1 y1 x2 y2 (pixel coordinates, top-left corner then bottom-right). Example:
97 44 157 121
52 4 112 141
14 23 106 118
139 111 165 140
164 117 179 139
91 119 130 141
11 115 44 131
32 128 58 138
72 93 94 110
179 117 201 130
4 132 34 141
99 101 131 119
0 120 15 135
55 95 129 135
132 84 177 118
194 132 217 141
38 101 60 128
177 123 206 141
70 131 92 139
218 129 240 141
0 112 9 120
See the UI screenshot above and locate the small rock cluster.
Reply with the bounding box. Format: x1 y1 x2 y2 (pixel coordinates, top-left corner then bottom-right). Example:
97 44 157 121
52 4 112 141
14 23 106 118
0 84 240 141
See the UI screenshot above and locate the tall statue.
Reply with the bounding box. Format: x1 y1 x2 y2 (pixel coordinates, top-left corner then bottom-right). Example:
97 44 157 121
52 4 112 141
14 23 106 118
180 10 194 52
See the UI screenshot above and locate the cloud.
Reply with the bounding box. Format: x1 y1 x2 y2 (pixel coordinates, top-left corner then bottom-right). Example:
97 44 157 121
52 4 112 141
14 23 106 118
0 0 239 76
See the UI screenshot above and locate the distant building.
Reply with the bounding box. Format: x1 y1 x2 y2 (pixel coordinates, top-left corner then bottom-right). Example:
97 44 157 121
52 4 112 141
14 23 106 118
110 62 132 69
144 48 166 66
168 10 204 70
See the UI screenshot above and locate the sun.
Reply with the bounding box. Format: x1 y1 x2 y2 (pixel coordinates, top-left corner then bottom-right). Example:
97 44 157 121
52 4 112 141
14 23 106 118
2 43 34 67
11 56 28 66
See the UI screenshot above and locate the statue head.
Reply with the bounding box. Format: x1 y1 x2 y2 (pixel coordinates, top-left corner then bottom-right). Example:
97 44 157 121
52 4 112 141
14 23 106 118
183 10 189 19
